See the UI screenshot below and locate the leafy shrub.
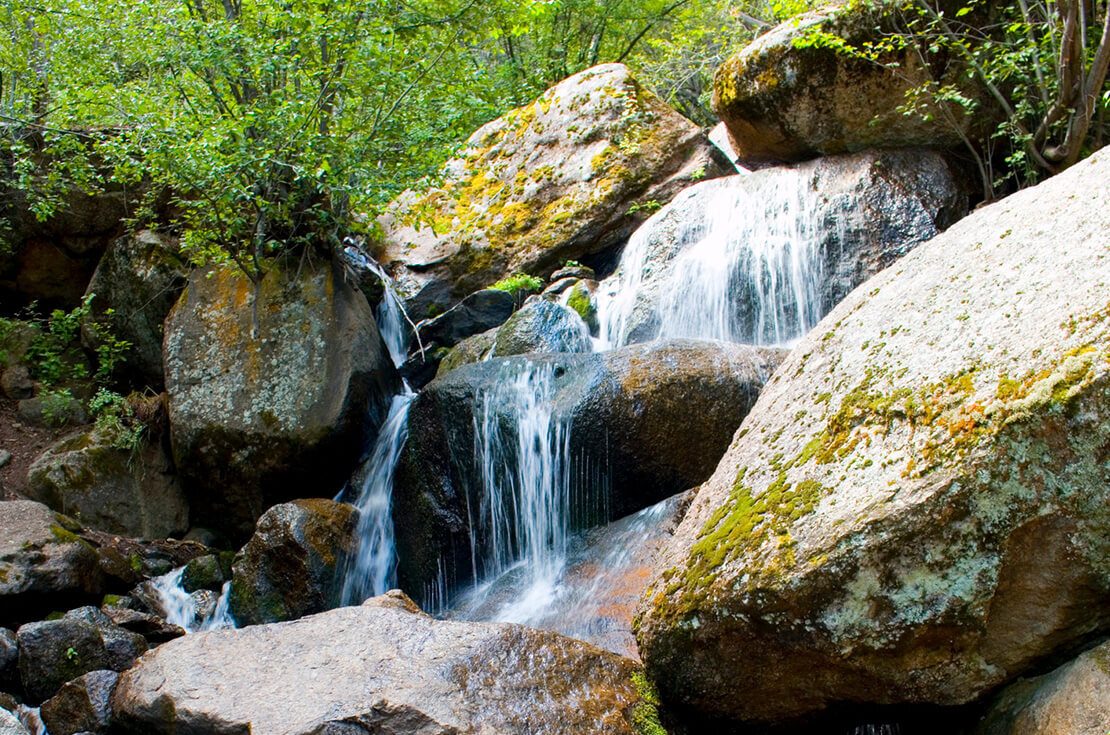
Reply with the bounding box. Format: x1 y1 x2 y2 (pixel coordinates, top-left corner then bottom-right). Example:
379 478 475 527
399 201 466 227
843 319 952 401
89 388 147 454
489 273 544 296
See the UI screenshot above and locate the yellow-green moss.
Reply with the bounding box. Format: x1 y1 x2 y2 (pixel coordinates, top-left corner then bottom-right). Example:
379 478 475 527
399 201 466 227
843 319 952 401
630 671 668 735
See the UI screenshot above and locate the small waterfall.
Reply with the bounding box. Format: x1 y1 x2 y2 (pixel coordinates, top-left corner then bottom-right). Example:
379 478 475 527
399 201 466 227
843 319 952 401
152 567 235 633
459 361 581 621
598 170 826 348
340 389 416 604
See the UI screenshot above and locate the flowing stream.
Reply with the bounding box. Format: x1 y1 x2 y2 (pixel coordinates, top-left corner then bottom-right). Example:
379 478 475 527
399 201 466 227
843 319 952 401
597 170 827 348
152 567 235 633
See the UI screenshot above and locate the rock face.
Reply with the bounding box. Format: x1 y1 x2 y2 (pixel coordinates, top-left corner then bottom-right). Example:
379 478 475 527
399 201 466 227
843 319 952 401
634 149 1110 725
974 641 1110 735
417 288 515 350
0 709 29 735
713 3 995 167
164 258 400 538
598 149 967 346
111 591 660 735
229 499 358 626
393 339 785 598
40 669 118 735
80 230 189 389
0 628 17 691
17 607 145 703
0 501 102 626
492 299 593 356
26 427 188 539
379 63 730 317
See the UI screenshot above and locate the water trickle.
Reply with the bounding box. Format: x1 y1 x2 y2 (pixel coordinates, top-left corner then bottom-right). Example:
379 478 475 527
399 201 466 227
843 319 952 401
341 389 416 604
152 567 236 633
598 170 826 348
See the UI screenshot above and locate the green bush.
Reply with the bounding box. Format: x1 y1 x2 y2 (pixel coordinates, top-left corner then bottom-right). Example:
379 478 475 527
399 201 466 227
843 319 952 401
489 273 544 296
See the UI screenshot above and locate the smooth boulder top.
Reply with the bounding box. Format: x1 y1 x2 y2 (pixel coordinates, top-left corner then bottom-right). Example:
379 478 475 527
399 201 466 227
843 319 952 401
379 62 728 316
635 148 1110 724
111 592 661 735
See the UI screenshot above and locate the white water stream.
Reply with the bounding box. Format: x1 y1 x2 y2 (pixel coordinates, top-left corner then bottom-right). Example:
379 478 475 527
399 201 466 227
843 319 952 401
152 567 235 633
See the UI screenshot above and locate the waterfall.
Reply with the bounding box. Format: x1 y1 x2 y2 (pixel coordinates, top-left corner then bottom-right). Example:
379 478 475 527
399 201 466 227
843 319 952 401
340 389 416 604
151 567 235 633
462 360 576 621
598 169 826 348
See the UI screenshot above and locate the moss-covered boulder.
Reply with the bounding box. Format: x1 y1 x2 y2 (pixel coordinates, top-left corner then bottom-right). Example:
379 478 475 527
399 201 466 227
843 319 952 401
393 339 785 602
111 591 661 735
974 641 1110 735
436 327 498 379
634 149 1110 726
228 499 358 626
379 63 730 317
492 299 593 356
80 230 189 390
26 425 188 539
0 500 103 628
164 257 400 539
713 3 997 167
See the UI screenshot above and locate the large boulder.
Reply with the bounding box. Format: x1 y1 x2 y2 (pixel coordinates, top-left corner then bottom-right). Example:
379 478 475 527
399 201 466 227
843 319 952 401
379 63 730 317
0 501 102 627
634 149 1110 726
164 258 401 538
26 425 188 539
393 339 785 602
713 2 996 167
597 148 967 347
111 591 662 735
974 641 1110 735
80 230 189 389
492 299 593 356
17 607 145 703
40 669 117 735
228 499 358 626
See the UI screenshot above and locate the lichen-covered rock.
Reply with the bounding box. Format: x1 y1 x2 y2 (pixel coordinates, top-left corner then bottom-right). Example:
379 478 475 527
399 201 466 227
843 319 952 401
26 426 188 539
974 641 1110 735
40 669 117 735
634 149 1110 726
228 499 358 626
80 230 189 389
713 3 997 167
164 258 400 539
111 591 660 735
598 149 967 346
17 607 145 703
0 501 102 627
379 63 730 316
393 339 785 600
492 299 593 356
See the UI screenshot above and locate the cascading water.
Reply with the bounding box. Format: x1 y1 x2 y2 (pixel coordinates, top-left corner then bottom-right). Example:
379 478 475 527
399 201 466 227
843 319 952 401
152 567 236 633
340 389 416 604
463 361 575 622
337 256 420 604
597 169 826 348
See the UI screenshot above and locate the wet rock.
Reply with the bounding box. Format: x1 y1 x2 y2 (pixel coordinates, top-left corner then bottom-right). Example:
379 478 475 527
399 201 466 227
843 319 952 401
713 2 998 167
0 629 16 692
393 339 785 600
229 500 359 626
417 288 515 350
598 149 968 346
111 591 659 735
492 299 593 356
40 669 117 735
0 501 103 627
634 149 1110 726
26 426 188 539
550 264 595 281
435 328 497 379
380 63 730 317
181 554 227 592
17 607 145 703
164 258 400 539
82 532 208 589
79 230 189 390
975 641 1110 735
0 367 33 400
100 608 184 646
